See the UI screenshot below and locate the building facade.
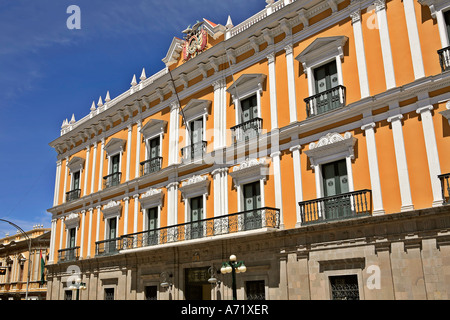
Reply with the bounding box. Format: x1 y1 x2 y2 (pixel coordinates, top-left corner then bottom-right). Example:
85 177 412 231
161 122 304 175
0 225 50 300
47 0 450 300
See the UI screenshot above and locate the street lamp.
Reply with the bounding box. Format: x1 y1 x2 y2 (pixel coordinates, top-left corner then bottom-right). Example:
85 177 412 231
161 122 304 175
220 254 247 300
68 277 86 300
0 219 32 300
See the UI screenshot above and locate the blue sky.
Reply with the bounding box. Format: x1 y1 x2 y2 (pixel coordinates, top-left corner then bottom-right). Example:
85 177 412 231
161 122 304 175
0 0 265 236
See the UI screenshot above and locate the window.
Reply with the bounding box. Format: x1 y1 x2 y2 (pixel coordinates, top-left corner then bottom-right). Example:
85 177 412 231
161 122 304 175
329 275 359 300
140 119 167 176
65 290 73 300
181 99 210 161
146 207 159 246
66 157 84 201
243 182 262 230
103 138 125 188
104 288 115 300
190 196 204 239
445 10 450 44
67 228 77 261
246 280 265 300
322 160 352 220
105 218 118 254
71 171 80 191
145 286 157 300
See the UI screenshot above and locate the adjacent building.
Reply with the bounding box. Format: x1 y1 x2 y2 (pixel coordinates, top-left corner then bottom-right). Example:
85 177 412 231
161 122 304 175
46 0 450 300
0 225 50 300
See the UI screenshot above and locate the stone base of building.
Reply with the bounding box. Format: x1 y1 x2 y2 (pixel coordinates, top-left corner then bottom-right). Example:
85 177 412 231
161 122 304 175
46 205 450 300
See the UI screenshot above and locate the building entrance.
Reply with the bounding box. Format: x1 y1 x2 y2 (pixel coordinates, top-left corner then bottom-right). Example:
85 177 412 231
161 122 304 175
185 267 211 300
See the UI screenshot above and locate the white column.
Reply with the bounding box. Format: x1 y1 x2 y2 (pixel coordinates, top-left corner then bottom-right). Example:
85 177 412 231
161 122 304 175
290 144 303 226
98 139 105 192
361 122 384 215
285 44 298 123
53 160 62 206
350 10 370 98
135 120 142 179
95 206 101 243
271 151 284 228
267 52 278 130
62 157 69 203
90 142 97 194
87 208 93 258
126 124 132 181
168 102 180 166
49 218 57 263
133 194 139 233
83 146 90 197
436 10 450 48
403 0 425 79
375 0 396 89
80 210 86 259
387 113 414 211
222 169 229 216
123 197 130 235
59 217 64 251
213 79 227 149
417 104 443 206
212 169 222 217
167 182 179 226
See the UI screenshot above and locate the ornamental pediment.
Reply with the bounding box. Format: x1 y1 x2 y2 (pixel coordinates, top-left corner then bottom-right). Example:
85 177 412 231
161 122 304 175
305 132 356 167
295 36 348 71
64 212 80 229
140 188 164 209
104 138 126 155
179 175 210 199
102 200 122 219
140 119 167 139
230 158 269 187
67 156 85 173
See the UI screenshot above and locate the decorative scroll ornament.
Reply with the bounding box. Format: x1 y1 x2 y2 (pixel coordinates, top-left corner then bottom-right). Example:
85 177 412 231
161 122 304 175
182 20 208 62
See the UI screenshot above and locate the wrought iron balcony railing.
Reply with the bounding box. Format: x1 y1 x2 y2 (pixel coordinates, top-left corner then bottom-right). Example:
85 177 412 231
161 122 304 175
120 207 280 251
58 247 80 263
95 238 121 257
181 141 207 161
103 172 122 189
65 189 81 202
140 157 163 176
438 46 450 72
304 85 346 118
299 189 372 226
230 117 262 143
438 173 450 205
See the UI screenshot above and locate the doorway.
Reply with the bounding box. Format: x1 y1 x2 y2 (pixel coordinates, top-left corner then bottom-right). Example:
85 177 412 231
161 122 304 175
185 267 212 300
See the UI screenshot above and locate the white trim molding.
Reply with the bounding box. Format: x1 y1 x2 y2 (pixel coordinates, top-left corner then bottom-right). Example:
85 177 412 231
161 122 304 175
440 100 450 125
139 188 164 210
350 9 370 98
102 200 123 220
64 212 80 230
403 0 425 79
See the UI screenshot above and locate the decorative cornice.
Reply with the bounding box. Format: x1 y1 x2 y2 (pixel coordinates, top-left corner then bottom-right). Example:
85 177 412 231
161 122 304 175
305 132 357 167
179 175 210 199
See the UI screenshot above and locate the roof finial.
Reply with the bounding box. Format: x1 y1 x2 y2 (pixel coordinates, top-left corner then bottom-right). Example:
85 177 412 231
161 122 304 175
140 68 147 81
105 91 111 102
97 96 103 107
90 101 96 112
226 15 233 29
70 114 76 124
131 74 137 86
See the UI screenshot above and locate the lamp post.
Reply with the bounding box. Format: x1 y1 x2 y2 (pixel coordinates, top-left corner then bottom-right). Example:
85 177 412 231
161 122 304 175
220 255 246 300
0 219 32 300
68 277 86 300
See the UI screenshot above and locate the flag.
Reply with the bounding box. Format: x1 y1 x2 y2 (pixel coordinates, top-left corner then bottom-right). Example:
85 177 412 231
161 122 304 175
40 250 45 285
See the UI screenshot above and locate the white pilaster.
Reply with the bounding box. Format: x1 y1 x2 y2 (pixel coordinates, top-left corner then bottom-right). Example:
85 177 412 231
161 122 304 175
63 157 69 203
416 103 443 206
135 120 142 179
350 10 370 98
168 102 180 166
403 0 425 79
387 113 414 211
267 52 278 130
95 206 101 243
83 146 90 197
212 169 222 217
213 79 227 150
361 122 385 215
375 0 396 89
123 197 130 235
271 151 284 228
98 139 105 192
49 218 57 263
133 194 139 233
126 124 132 181
290 144 303 226
53 160 62 206
285 44 298 123
87 208 93 258
59 217 64 252
167 182 179 226
80 210 86 259
90 142 97 194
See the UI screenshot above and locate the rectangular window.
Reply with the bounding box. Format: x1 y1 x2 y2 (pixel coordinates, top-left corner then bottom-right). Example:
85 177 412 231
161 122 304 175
329 275 360 300
106 218 117 254
104 288 115 300
243 181 262 230
246 280 265 300
148 137 160 159
240 95 258 123
145 286 158 300
68 228 76 248
321 160 351 220
111 154 120 174
445 10 450 44
72 171 80 190
146 208 159 246
190 196 203 239
312 61 342 115
65 290 73 300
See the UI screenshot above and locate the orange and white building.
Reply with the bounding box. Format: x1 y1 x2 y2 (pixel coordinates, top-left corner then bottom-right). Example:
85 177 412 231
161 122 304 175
47 0 450 300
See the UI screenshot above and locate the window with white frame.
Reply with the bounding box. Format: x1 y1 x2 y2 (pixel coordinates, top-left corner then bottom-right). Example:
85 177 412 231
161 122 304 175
140 119 167 176
67 157 84 201
227 74 266 142
139 188 164 246
181 99 210 161
103 138 125 188
295 36 348 117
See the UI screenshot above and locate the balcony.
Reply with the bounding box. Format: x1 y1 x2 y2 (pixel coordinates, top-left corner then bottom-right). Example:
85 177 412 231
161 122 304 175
230 117 262 143
304 85 346 118
95 238 120 257
140 157 163 176
299 189 372 226
120 207 280 251
65 189 81 202
438 173 450 205
438 46 450 72
57 247 79 263
181 141 207 161
103 172 122 189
